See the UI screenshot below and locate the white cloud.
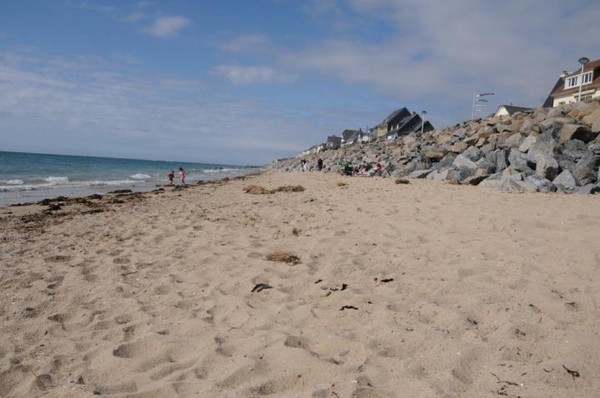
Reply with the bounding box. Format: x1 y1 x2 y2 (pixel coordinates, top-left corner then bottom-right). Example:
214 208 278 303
0 49 325 164
142 15 190 38
211 65 296 84
283 0 600 125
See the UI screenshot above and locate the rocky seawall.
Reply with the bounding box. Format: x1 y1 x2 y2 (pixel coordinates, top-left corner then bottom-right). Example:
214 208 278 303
270 99 600 194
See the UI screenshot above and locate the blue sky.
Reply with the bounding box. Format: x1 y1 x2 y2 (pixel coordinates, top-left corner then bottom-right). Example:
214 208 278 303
1 0 599 165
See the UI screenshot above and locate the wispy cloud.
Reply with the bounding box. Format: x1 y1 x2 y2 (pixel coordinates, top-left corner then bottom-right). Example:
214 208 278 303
211 65 296 85
0 49 324 163
142 15 191 38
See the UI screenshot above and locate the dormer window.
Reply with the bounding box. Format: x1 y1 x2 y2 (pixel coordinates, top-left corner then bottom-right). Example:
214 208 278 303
565 71 593 89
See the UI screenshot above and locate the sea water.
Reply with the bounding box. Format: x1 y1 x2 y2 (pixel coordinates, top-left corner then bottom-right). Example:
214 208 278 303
0 151 259 207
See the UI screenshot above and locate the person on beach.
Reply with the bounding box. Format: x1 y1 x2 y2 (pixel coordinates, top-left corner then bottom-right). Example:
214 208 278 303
178 167 186 185
301 159 308 172
167 170 175 185
317 158 323 171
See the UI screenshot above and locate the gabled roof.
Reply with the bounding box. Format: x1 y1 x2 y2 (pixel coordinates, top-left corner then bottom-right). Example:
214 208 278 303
341 129 361 141
382 107 410 125
386 113 433 136
550 58 600 98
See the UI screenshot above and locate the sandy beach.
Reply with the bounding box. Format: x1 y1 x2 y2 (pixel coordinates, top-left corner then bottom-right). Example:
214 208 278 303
1 171 599 397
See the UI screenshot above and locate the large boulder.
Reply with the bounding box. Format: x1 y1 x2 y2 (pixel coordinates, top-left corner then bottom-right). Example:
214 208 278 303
518 135 537 152
525 140 559 180
426 168 450 181
453 154 478 170
408 169 432 179
508 149 533 172
552 170 577 191
494 149 510 171
462 168 491 185
422 145 448 161
571 153 600 185
497 133 524 149
559 124 598 144
525 175 556 193
462 146 483 161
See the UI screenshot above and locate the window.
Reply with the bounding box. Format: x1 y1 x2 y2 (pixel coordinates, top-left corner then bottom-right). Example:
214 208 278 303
566 76 578 88
576 93 593 102
565 71 593 89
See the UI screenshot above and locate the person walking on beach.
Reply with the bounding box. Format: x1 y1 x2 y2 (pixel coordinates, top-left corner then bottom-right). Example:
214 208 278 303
317 158 323 171
167 170 175 185
178 167 186 185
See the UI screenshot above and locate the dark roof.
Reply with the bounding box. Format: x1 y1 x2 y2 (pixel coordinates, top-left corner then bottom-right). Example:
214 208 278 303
550 58 600 98
383 107 410 125
386 114 434 136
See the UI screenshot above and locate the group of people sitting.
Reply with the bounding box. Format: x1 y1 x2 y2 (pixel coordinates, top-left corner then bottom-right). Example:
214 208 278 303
339 160 389 177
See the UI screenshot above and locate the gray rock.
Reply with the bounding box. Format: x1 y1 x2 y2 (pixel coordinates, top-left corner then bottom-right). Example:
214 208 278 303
452 128 467 140
475 157 496 174
445 169 463 183
561 139 588 161
408 169 432 179
426 168 450 181
462 146 483 161
431 153 456 171
576 184 600 195
462 169 491 185
524 175 556 193
531 150 559 180
571 153 600 185
519 135 537 152
508 149 532 172
480 143 496 157
500 178 536 193
552 170 577 191
452 154 478 170
494 149 509 171
498 133 524 149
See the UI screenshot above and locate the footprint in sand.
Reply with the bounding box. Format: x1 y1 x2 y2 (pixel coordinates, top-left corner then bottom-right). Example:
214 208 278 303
44 255 71 263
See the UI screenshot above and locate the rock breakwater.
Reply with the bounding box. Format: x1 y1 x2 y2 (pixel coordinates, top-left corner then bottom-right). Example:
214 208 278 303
270 99 600 194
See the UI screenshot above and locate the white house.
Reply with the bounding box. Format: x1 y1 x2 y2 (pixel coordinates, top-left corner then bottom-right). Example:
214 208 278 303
547 58 600 107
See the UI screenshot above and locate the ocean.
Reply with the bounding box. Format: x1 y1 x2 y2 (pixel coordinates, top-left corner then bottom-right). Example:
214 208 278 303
0 151 259 207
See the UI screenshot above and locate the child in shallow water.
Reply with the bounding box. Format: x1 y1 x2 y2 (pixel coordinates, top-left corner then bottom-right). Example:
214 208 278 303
167 170 174 185
178 167 186 185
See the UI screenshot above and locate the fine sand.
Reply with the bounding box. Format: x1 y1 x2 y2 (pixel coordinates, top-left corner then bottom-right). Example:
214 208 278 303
1 171 599 397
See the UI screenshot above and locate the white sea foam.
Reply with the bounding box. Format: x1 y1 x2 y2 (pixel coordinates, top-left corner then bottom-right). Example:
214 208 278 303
4 179 25 185
130 173 151 180
45 176 70 184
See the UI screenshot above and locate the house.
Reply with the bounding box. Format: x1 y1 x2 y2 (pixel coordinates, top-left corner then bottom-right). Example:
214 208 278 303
373 108 411 139
545 58 600 107
374 107 434 140
342 129 369 146
326 135 341 149
494 105 533 118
